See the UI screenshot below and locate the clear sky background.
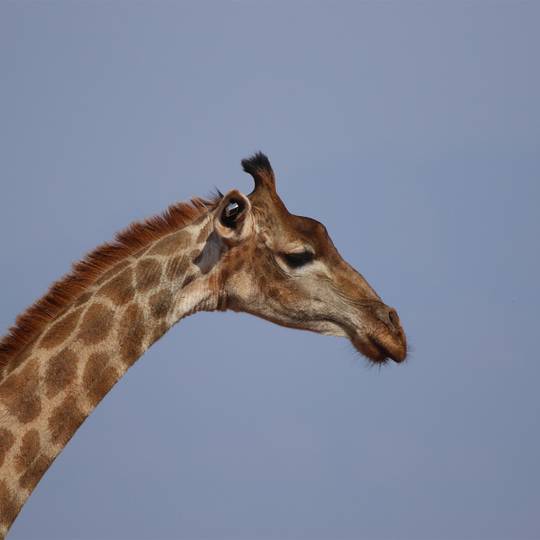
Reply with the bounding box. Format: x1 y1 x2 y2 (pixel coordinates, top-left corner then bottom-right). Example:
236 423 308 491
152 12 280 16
1 2 539 540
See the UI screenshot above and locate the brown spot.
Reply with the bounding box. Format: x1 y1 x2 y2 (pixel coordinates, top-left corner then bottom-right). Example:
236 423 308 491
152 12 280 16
15 429 40 472
0 360 41 423
0 429 15 468
148 230 190 256
0 480 18 528
99 267 135 306
149 290 172 320
19 454 52 491
40 308 82 349
166 255 189 281
48 395 85 447
95 259 131 285
78 303 114 345
136 258 162 292
118 304 146 367
189 249 201 262
83 352 119 407
44 348 77 398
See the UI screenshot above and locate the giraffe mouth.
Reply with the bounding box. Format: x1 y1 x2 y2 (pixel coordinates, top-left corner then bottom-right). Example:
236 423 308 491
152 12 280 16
351 332 407 364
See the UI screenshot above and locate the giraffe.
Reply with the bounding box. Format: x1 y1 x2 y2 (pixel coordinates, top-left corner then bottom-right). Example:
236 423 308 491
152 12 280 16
0 153 406 537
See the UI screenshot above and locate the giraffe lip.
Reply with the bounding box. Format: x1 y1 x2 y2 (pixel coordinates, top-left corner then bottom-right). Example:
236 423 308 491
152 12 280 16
373 333 407 363
351 333 406 364
369 336 399 363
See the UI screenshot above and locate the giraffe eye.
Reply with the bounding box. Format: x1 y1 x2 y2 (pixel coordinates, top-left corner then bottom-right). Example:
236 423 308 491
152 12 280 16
282 251 315 268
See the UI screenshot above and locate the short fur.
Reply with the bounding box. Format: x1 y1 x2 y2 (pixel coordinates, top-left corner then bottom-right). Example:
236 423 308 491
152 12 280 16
0 196 220 376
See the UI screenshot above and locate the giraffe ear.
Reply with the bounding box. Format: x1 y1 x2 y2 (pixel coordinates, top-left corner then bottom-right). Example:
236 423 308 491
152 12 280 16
214 190 253 244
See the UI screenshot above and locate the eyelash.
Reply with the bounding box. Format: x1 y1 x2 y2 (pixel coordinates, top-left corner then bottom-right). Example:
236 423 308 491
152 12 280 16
281 251 315 268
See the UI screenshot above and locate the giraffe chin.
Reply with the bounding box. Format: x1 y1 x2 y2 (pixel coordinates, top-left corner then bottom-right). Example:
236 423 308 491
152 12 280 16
351 333 407 364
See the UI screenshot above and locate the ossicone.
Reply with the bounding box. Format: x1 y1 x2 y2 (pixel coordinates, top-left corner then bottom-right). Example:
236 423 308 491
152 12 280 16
241 151 275 192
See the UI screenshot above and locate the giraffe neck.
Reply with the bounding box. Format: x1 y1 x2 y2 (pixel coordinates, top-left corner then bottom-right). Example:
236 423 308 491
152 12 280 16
0 213 221 537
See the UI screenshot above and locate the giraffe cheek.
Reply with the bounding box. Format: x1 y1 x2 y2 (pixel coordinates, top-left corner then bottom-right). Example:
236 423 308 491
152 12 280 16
267 286 287 304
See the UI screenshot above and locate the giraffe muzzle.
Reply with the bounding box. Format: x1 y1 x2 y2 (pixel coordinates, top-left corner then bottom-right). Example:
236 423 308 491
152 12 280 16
350 304 407 364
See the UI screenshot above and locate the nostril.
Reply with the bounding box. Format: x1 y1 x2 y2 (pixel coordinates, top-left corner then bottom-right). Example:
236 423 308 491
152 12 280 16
388 308 400 330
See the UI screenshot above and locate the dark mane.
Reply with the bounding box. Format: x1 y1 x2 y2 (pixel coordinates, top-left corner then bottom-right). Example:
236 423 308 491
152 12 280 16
0 195 220 376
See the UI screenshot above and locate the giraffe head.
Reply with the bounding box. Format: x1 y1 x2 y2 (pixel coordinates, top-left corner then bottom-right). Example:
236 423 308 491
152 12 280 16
211 153 407 364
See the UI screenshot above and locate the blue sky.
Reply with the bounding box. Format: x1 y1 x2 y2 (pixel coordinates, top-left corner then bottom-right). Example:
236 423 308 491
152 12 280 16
1 2 539 539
